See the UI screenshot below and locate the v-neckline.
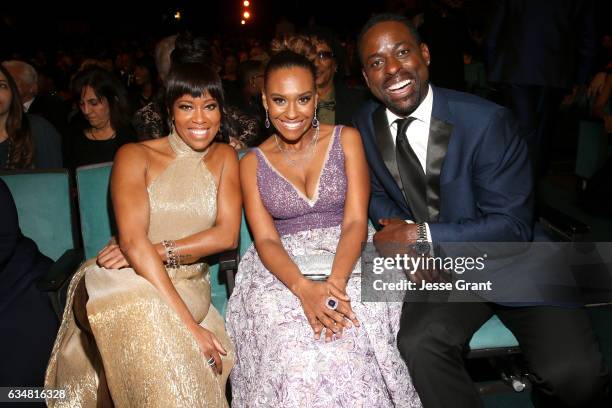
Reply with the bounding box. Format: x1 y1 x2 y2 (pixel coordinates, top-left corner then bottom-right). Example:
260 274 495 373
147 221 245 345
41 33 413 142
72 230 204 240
258 126 337 207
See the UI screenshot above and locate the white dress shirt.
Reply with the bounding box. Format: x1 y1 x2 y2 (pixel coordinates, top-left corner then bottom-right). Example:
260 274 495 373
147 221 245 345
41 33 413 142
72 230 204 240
385 85 434 241
385 84 433 172
23 97 34 113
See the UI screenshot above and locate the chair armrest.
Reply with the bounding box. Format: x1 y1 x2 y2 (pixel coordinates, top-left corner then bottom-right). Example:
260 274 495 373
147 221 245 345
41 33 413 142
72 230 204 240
538 204 590 242
218 248 239 272
218 248 239 297
37 248 84 292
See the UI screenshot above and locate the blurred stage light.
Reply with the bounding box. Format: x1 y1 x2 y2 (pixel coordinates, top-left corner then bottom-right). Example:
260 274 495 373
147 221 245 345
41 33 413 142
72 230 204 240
241 20 246 25
174 11 181 20
243 11 251 19
243 0 250 6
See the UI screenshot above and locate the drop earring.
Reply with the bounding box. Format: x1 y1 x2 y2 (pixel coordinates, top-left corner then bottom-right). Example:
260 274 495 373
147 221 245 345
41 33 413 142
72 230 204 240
312 111 319 128
264 109 270 129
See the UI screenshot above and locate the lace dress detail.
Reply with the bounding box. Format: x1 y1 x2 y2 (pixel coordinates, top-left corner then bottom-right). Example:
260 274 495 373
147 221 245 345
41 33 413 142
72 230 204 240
226 126 421 407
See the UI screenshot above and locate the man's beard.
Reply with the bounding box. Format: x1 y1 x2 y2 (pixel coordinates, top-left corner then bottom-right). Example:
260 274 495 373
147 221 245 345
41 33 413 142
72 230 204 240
385 88 421 117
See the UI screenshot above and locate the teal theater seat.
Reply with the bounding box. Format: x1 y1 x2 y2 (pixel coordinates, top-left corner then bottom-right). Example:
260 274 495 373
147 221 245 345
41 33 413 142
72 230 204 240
0 169 82 316
0 169 75 261
469 315 519 352
75 162 231 316
76 163 114 259
575 120 607 179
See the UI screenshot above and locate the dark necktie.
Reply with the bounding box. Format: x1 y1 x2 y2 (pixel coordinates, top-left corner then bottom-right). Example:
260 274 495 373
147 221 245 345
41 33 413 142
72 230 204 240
395 118 429 222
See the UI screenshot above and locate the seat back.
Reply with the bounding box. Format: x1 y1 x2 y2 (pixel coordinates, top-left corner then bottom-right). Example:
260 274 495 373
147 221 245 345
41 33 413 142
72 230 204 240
575 120 607 179
76 163 115 259
75 162 230 315
0 169 75 261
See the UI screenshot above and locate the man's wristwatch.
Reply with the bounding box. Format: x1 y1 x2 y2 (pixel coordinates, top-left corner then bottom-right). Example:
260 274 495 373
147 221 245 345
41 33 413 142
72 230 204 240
414 222 431 255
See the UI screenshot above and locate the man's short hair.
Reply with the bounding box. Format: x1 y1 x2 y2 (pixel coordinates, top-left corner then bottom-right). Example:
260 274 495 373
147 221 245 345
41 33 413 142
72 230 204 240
357 13 421 64
2 60 38 86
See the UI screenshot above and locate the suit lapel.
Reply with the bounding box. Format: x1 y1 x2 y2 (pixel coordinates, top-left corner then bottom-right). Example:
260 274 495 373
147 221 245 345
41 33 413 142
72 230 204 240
425 117 452 222
373 105 403 190
368 88 455 221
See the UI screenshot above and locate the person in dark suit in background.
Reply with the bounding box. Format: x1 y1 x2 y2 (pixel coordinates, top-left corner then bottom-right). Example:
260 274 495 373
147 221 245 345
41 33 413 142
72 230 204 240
2 60 68 137
485 0 597 177
354 13 609 408
0 179 59 388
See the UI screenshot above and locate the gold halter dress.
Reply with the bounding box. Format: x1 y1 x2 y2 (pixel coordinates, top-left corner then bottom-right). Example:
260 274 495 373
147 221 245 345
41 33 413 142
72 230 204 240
45 131 235 407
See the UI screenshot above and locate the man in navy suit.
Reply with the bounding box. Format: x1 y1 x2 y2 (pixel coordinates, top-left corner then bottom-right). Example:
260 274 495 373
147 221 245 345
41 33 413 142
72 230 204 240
354 13 608 407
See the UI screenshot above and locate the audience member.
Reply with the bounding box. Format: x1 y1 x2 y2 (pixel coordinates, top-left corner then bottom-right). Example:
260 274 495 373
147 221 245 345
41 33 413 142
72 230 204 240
306 28 369 126
46 63 239 406
2 60 68 136
133 33 260 147
131 35 177 140
0 64 62 169
63 67 136 170
356 13 609 407
0 179 59 387
227 46 420 407
129 56 159 111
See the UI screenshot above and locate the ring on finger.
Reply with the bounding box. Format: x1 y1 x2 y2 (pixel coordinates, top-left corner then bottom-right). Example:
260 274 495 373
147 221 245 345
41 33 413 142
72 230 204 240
206 356 215 366
325 296 339 311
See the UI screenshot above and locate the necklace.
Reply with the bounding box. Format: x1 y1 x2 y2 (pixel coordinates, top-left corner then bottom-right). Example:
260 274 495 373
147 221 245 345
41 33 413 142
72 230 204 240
87 128 116 141
274 126 319 167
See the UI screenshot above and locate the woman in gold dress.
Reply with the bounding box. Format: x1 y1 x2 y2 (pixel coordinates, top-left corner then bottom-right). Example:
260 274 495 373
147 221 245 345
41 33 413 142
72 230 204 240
45 63 240 407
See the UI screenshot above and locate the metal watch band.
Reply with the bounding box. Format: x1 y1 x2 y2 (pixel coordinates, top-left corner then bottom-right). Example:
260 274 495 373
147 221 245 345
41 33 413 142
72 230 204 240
417 223 427 242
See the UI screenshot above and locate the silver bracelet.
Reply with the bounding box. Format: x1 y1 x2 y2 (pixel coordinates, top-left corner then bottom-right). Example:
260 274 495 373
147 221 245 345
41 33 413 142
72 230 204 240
161 240 180 268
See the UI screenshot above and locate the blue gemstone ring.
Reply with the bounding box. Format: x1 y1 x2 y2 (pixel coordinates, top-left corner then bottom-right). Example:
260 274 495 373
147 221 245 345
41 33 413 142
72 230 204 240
325 296 339 311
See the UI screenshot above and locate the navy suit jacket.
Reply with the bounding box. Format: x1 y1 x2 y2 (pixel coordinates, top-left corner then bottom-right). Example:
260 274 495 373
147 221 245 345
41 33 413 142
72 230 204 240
354 86 534 243
354 86 544 303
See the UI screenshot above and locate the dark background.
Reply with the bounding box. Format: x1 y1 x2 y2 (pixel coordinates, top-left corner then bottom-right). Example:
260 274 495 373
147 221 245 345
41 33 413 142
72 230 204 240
1 0 392 57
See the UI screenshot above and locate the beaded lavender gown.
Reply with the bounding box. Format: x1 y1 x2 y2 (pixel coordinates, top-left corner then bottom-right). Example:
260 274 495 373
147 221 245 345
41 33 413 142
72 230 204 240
226 126 421 407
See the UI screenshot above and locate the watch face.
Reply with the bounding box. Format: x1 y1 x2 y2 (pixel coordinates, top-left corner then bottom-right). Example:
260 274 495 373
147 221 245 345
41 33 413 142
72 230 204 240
415 241 431 255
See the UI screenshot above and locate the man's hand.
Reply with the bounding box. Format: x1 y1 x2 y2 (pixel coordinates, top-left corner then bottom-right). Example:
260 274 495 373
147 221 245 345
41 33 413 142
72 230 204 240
374 218 418 244
373 218 439 284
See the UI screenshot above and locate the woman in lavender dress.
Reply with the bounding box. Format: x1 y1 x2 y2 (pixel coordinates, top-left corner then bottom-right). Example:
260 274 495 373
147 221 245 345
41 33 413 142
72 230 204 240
226 48 421 407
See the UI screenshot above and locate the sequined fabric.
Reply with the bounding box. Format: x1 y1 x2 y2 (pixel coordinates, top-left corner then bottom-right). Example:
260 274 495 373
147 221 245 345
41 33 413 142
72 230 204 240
226 126 422 407
45 130 234 407
254 126 346 236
